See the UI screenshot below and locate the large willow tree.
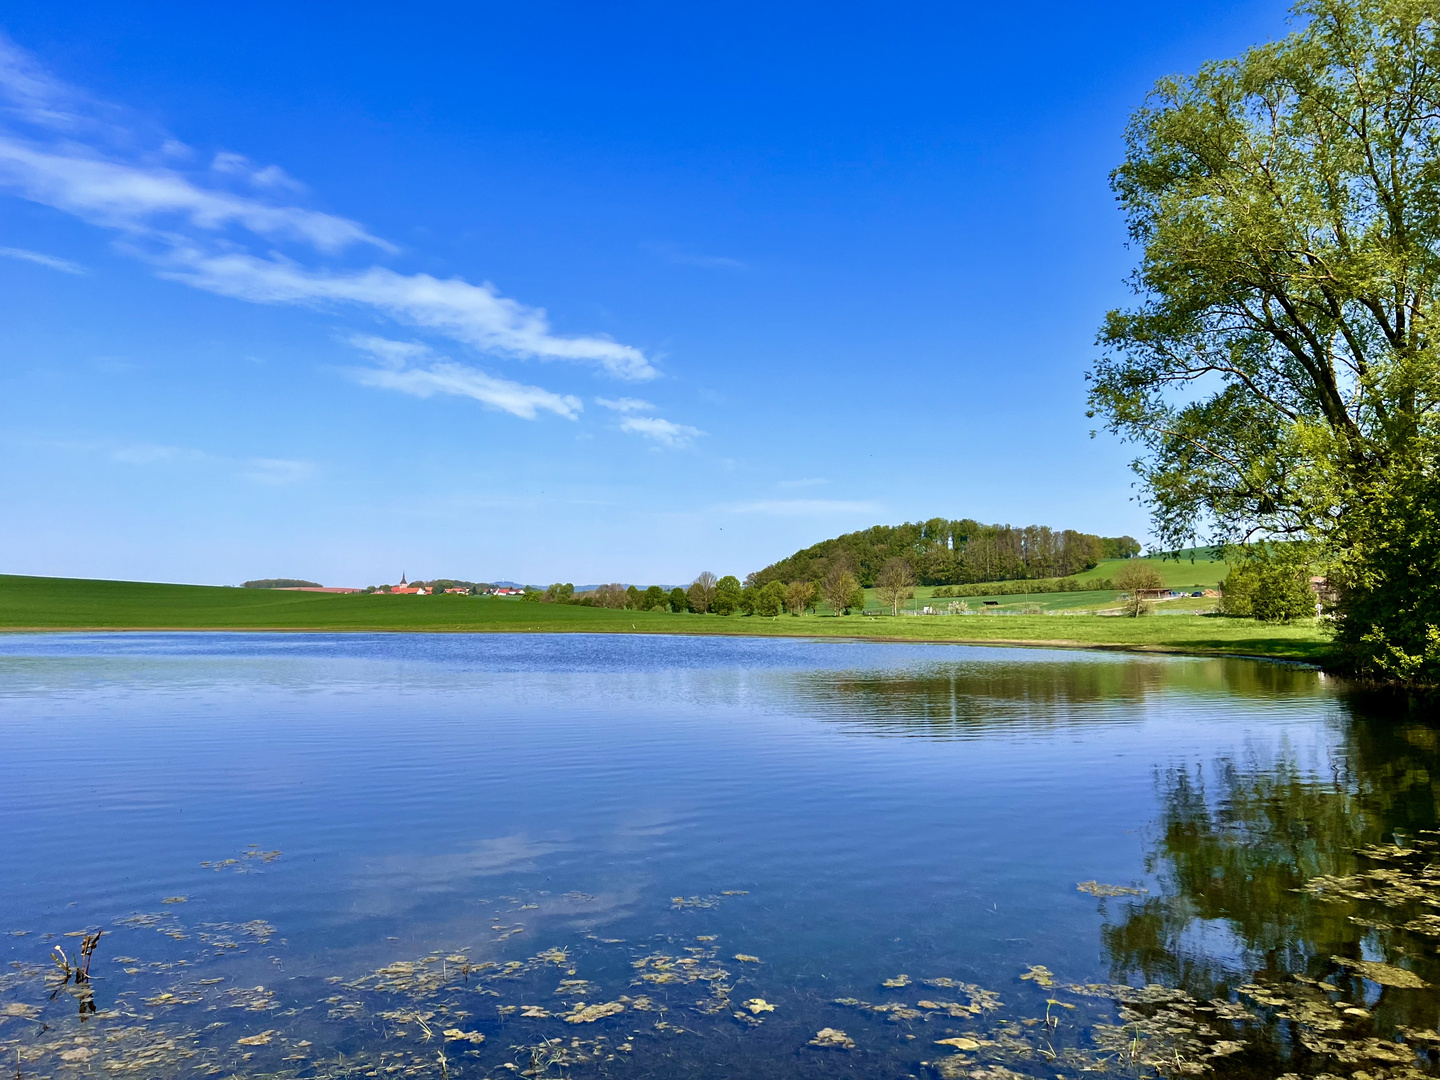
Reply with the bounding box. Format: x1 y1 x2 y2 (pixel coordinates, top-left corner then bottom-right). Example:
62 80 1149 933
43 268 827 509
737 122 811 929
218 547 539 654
1090 0 1440 682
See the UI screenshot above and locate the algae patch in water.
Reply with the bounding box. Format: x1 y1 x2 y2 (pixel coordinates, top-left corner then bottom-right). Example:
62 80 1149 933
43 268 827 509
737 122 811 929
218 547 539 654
1076 880 1148 898
809 1027 855 1049
8 853 1440 1080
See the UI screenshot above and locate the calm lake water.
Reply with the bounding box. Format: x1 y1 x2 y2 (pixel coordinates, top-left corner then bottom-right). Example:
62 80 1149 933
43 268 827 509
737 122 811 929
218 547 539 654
0 633 1435 1080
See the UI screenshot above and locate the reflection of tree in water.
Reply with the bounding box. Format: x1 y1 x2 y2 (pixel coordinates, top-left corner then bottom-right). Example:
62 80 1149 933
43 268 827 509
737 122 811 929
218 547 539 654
795 657 1327 736
1099 697 1440 1074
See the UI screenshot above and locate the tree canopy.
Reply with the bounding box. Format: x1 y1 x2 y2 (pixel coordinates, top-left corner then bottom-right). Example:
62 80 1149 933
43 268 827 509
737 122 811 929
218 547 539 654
1090 0 1440 681
750 518 1138 589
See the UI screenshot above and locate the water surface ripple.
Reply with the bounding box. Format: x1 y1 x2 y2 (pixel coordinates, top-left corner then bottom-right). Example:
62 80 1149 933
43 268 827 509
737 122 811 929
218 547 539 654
0 633 1431 1080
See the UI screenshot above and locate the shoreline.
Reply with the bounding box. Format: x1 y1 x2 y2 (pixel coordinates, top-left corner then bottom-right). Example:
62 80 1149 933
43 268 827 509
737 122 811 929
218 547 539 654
0 623 1329 667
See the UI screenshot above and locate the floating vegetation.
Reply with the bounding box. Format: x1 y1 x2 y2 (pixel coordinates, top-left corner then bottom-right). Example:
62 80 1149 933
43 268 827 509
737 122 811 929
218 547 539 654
442 1027 485 1043
1330 955 1429 989
8 857 1440 1080
1076 880 1148 897
809 1026 855 1049
1018 964 1054 988
200 844 281 873
936 1036 981 1049
562 1001 624 1023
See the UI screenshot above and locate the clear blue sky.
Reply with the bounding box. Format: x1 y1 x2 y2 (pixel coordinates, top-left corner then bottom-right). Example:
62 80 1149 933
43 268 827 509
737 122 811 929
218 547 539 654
0 1 1289 587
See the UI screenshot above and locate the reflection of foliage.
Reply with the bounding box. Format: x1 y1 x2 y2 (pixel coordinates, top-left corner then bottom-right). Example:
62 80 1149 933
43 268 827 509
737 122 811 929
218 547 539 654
1099 707 1440 1074
799 659 1326 736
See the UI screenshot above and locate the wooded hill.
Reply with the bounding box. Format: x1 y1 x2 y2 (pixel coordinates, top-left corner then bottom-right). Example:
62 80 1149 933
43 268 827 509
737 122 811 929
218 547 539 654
749 519 1141 588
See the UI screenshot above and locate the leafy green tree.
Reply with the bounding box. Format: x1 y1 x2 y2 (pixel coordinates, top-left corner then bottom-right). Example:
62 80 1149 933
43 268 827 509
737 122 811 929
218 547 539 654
785 580 816 616
1088 0 1440 681
592 583 628 609
875 557 916 616
823 567 864 615
711 575 743 615
1221 550 1317 623
669 587 690 613
1330 463 1440 679
752 580 787 617
643 584 666 610
625 585 642 610
688 571 718 613
1114 562 1166 618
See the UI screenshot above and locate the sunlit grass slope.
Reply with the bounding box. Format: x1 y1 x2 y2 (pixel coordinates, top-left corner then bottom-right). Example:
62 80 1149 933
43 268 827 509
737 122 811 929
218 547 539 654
0 574 1331 663
1067 552 1230 589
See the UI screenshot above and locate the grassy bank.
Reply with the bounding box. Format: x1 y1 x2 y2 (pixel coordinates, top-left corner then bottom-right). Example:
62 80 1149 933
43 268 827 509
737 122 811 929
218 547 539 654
0 574 1332 663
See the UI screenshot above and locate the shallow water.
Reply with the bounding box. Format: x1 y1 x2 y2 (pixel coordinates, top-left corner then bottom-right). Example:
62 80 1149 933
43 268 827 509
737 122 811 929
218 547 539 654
0 633 1435 1079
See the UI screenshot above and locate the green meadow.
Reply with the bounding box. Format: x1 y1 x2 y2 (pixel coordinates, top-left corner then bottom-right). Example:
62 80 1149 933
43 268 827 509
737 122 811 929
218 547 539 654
0 573 1330 664
858 553 1231 614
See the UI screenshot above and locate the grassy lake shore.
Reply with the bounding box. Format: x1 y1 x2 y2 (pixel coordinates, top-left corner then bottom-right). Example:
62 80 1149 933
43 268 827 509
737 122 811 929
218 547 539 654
0 574 1332 664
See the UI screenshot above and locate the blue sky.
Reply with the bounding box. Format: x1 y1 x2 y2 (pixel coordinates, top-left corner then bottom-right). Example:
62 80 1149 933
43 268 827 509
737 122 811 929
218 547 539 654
0 1 1290 587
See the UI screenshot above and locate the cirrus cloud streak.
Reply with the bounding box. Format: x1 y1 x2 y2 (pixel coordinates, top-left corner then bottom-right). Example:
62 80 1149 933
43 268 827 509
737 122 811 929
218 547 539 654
348 336 582 420
0 33 653 381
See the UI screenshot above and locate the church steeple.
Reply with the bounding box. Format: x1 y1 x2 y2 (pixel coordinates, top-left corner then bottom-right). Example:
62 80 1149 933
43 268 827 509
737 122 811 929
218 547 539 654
399 572 407 586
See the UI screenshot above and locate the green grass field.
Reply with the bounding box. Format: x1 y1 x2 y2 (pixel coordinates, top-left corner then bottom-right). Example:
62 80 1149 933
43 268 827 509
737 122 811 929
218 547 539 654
1069 552 1230 589
854 554 1230 615
0 574 1331 664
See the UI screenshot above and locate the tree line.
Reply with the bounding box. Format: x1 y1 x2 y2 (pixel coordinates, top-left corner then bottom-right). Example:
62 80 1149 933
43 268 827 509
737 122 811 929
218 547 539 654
748 518 1139 589
527 567 868 617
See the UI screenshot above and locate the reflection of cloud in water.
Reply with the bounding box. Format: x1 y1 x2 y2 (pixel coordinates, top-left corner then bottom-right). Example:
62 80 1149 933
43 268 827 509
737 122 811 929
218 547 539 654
345 808 684 921
354 834 570 904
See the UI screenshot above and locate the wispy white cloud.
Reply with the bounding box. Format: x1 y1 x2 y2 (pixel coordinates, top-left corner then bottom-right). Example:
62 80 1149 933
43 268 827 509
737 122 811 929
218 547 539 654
165 252 655 379
646 242 747 271
105 440 315 484
0 134 388 252
0 33 653 380
595 394 700 446
722 499 880 516
0 244 84 273
619 415 702 448
595 396 654 413
242 457 316 485
211 151 306 193
348 336 582 420
110 442 195 465
775 477 827 489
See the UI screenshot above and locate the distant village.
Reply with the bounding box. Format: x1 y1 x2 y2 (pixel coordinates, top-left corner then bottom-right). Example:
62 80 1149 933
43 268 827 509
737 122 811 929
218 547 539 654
363 574 525 596
243 575 525 596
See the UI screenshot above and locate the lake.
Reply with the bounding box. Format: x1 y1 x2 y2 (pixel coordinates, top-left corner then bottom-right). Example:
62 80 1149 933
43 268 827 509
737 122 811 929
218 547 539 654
0 633 1435 1079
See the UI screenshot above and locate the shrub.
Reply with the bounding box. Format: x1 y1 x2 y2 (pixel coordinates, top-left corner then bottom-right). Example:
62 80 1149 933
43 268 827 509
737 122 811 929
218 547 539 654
1220 552 1315 623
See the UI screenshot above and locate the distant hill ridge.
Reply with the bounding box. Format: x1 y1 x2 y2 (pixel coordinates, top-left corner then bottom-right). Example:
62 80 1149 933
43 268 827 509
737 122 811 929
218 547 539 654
750 518 1141 588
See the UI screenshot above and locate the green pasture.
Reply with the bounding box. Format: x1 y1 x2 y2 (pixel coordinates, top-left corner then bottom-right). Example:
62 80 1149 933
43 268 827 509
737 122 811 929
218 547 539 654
0 574 1329 664
859 587 1127 613
850 553 1229 614
1066 552 1230 590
